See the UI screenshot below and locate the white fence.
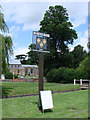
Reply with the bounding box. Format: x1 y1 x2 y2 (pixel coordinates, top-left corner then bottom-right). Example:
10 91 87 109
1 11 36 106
74 79 90 85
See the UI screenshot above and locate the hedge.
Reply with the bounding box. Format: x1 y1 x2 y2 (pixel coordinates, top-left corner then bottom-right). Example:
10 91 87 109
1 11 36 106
46 66 88 83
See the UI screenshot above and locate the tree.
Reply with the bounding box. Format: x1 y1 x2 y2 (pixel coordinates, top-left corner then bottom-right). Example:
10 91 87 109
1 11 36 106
79 57 90 79
0 5 8 32
2 35 13 75
39 5 78 74
15 54 27 63
72 45 87 68
0 6 13 77
21 44 39 65
40 5 78 52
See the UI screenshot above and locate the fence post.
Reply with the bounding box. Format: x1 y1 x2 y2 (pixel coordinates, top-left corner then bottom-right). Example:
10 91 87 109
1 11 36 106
80 79 82 85
74 79 76 85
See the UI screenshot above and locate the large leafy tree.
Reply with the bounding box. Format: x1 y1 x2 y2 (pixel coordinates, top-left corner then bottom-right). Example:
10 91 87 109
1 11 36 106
0 6 13 77
40 5 78 52
39 5 78 74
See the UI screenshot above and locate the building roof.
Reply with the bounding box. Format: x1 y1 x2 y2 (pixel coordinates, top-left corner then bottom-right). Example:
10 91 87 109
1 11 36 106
9 59 38 68
22 65 38 68
9 59 21 64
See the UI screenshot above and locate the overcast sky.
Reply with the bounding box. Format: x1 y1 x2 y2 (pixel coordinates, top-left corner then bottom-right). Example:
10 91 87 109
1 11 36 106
0 0 89 63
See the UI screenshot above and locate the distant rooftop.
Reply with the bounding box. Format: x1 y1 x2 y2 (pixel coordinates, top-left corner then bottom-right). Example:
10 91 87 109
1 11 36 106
9 59 21 64
22 65 38 68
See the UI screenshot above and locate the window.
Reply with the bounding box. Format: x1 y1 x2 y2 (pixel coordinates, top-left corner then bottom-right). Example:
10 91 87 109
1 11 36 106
31 69 33 74
18 69 19 74
11 65 13 67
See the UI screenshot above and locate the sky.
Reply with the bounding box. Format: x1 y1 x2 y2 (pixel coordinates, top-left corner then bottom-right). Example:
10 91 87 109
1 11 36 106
0 0 89 63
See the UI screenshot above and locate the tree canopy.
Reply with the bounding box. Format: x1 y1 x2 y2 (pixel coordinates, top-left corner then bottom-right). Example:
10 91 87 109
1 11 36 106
40 5 78 52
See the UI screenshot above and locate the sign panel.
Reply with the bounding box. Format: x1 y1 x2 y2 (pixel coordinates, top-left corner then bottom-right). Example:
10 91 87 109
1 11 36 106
33 31 50 37
40 90 54 111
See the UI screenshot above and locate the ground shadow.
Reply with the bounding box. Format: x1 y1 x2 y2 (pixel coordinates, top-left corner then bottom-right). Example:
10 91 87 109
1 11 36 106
2 87 13 98
32 101 38 105
42 109 53 114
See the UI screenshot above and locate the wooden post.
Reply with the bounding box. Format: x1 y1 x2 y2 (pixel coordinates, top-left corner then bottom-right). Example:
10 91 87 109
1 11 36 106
13 72 14 82
38 52 44 110
74 79 76 85
39 52 44 92
80 79 82 85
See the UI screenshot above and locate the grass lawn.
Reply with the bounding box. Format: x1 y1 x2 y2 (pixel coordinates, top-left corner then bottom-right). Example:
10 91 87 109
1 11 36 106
2 82 80 97
2 90 88 118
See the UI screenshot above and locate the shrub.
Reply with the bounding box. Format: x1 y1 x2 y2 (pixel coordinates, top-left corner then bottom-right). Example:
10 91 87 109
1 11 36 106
5 71 13 79
46 69 57 82
63 68 75 83
14 74 18 79
46 64 88 83
75 67 88 80
55 67 65 83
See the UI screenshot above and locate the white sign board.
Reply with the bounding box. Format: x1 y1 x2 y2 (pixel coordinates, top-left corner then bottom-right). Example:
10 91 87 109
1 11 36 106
40 90 54 112
1 74 5 80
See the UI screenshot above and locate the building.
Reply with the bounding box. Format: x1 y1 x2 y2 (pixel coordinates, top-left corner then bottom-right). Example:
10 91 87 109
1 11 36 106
9 60 38 76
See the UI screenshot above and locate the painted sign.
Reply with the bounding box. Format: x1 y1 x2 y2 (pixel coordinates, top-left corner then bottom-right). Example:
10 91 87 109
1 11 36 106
36 37 47 49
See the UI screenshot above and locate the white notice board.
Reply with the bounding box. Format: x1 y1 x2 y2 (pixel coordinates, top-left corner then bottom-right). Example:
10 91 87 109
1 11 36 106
40 90 54 111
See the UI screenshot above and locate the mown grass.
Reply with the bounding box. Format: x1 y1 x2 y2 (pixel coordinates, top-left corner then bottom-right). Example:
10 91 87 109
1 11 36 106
2 82 80 97
2 90 88 118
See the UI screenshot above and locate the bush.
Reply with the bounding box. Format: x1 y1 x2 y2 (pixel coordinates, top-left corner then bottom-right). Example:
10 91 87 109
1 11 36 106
55 67 65 83
46 67 73 83
14 74 18 79
75 67 88 80
5 72 13 79
63 68 75 83
46 64 88 83
46 69 57 82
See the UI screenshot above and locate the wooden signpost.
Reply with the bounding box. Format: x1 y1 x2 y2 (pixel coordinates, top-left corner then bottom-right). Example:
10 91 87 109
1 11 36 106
32 31 54 113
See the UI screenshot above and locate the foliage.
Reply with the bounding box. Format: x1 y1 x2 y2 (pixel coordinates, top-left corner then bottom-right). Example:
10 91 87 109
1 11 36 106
46 69 57 82
39 5 78 74
20 44 39 65
0 6 13 77
71 45 87 68
5 71 13 79
15 54 27 63
46 58 89 83
0 5 9 32
63 68 75 83
14 74 18 79
2 35 13 75
46 67 75 83
78 57 90 79
40 5 78 52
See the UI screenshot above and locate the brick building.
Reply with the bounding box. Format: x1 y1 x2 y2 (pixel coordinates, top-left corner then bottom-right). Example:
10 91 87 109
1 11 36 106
9 60 38 76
